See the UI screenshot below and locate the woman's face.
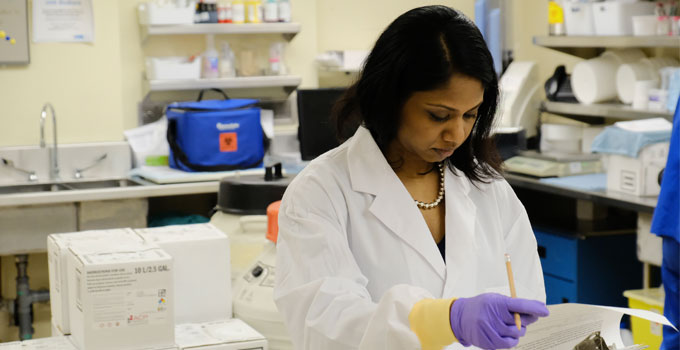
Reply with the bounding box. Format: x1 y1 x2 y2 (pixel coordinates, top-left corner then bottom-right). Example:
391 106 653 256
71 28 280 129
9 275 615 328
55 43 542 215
393 74 484 164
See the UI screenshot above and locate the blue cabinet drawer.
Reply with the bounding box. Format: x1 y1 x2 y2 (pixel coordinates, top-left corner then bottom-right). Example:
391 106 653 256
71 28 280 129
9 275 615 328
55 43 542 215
534 230 578 281
544 274 577 305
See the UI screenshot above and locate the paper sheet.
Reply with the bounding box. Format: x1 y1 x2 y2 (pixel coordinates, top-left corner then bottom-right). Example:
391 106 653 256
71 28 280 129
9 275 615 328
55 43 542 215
32 0 94 43
514 303 675 350
614 118 672 133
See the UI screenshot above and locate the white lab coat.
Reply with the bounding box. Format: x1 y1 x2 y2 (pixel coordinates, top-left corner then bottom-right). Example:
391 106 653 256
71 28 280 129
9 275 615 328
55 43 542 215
274 127 546 350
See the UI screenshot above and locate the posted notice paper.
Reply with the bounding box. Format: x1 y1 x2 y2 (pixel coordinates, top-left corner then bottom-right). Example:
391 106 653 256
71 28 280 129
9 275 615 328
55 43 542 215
514 303 676 350
33 0 94 43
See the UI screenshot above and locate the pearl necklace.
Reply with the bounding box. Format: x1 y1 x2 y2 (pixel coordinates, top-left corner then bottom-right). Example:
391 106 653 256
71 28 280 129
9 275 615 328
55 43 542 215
415 163 445 210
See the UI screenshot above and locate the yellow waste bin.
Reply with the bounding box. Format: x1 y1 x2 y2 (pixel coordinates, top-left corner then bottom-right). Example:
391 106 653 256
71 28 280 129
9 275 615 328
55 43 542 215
624 288 665 350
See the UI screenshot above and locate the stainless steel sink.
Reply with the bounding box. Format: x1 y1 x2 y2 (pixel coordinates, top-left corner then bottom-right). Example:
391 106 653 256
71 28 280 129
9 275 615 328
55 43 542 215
0 178 144 195
62 179 144 190
0 183 70 195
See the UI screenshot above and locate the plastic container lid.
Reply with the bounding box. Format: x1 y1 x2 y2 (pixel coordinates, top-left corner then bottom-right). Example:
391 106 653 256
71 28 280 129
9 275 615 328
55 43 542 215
623 288 665 307
266 201 281 243
216 163 293 215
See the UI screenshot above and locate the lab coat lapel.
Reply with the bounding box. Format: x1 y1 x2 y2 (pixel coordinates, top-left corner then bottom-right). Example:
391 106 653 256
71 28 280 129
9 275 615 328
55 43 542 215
443 169 479 297
347 128 446 280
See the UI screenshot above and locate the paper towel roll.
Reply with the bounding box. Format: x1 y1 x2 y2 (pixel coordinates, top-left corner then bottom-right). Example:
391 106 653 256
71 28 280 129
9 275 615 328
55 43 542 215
616 62 656 104
572 56 620 104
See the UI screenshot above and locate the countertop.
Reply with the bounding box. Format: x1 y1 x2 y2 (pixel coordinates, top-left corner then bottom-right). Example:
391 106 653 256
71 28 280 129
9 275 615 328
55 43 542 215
0 178 220 207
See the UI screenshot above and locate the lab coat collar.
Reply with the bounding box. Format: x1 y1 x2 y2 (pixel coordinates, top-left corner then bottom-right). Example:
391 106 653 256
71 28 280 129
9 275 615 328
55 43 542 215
346 127 477 283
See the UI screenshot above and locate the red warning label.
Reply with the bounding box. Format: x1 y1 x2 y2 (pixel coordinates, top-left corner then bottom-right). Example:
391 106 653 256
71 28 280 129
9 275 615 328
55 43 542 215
220 132 238 152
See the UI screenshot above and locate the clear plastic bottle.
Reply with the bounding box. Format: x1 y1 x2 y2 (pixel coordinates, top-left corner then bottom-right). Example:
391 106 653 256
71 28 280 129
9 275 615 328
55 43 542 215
202 35 220 79
232 0 245 24
219 42 237 78
268 42 286 76
277 0 291 22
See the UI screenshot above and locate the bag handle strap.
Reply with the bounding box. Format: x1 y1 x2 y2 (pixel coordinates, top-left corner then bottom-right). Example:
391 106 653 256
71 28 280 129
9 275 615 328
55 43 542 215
197 88 230 102
167 118 267 172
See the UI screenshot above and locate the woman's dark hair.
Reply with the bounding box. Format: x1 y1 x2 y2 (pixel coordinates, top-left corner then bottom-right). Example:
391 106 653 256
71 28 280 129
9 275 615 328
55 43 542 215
333 5 502 184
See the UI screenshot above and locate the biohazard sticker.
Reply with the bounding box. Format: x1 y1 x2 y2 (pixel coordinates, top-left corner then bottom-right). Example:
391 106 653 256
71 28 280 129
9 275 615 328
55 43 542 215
220 132 238 152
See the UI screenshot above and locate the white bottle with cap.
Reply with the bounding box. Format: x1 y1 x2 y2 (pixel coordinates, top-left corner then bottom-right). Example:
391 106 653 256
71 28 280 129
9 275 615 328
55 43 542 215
278 0 291 22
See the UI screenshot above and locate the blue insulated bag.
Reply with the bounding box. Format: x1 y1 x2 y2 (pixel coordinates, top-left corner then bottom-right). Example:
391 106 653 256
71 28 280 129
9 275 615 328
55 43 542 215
166 90 266 172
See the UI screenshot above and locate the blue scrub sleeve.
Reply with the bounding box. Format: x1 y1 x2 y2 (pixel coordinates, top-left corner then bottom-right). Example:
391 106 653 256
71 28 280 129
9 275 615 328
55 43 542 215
661 238 679 350
651 97 680 243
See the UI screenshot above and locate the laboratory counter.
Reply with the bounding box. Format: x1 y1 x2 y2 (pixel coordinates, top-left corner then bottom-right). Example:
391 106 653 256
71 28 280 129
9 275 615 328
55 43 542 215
0 177 219 208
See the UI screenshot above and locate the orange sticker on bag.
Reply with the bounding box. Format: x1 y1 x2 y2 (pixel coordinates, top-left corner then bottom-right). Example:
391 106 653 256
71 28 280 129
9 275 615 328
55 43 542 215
220 132 238 152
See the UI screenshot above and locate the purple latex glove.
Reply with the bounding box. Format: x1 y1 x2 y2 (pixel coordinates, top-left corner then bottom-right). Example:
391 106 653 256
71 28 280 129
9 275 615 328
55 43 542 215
449 293 549 349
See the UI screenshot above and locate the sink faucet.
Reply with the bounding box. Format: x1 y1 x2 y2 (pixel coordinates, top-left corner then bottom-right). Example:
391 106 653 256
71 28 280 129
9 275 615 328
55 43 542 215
40 103 59 181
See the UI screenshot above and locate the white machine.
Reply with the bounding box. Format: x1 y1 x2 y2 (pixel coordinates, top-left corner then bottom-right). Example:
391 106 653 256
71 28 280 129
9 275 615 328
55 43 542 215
210 166 294 350
231 201 294 350
495 61 543 138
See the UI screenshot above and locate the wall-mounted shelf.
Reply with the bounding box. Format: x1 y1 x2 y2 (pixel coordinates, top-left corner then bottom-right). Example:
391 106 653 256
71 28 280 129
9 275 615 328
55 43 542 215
147 75 302 92
541 101 673 120
533 35 680 58
143 22 301 41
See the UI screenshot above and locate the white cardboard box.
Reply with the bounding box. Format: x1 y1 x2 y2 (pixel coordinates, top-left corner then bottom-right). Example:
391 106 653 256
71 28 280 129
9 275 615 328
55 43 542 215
605 142 669 196
67 242 175 350
175 319 267 350
47 228 144 335
135 224 231 324
21 336 77 350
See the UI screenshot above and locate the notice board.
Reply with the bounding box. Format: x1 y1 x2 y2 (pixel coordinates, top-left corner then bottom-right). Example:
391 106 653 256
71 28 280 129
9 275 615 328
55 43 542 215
0 0 30 64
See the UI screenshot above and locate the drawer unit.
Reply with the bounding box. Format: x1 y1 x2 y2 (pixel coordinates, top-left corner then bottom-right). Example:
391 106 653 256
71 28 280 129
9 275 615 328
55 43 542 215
534 229 642 306
535 231 578 281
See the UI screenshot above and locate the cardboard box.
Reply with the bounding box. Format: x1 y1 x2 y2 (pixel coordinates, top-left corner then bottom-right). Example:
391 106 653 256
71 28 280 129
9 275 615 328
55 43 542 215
21 336 77 350
67 242 175 350
605 142 669 197
47 228 144 334
175 319 267 350
135 224 231 323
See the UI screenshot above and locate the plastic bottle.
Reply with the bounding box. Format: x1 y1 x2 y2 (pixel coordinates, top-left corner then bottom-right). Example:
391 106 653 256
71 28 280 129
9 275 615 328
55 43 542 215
246 0 262 23
202 35 220 79
268 42 286 75
194 1 202 23
200 0 211 23
277 0 291 22
208 0 218 23
263 0 278 23
232 0 245 24
219 42 237 78
548 0 565 36
218 0 233 23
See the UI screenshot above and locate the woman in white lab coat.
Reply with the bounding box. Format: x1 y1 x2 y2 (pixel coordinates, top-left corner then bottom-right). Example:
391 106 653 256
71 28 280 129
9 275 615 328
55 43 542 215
274 6 549 350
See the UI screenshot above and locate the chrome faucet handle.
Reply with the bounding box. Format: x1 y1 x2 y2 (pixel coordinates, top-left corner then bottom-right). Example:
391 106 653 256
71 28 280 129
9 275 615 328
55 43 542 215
40 103 59 180
1 158 38 182
73 153 108 179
